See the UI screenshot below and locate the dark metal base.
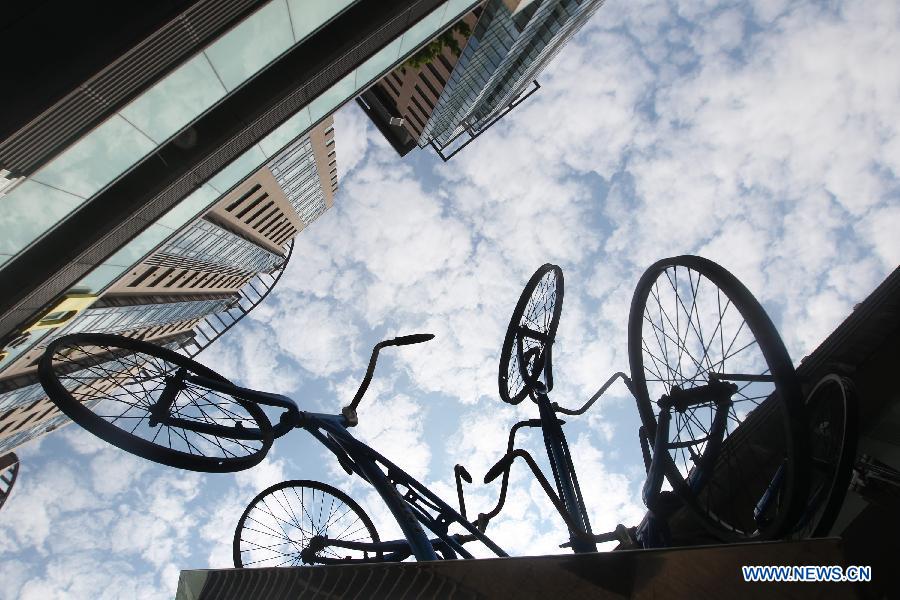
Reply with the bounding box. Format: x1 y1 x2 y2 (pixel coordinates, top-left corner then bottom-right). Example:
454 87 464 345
178 538 863 599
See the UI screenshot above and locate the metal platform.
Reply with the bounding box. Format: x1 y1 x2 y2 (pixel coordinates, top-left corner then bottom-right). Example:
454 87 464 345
177 538 861 599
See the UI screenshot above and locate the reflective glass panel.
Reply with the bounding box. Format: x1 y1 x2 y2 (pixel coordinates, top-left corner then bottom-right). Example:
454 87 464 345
30 114 155 199
100 223 173 268
0 181 85 265
308 71 357 123
204 0 294 91
447 0 478 14
288 0 358 41
157 184 221 230
74 263 128 295
207 145 268 194
120 53 227 144
258 107 312 157
399 5 451 55
355 37 403 91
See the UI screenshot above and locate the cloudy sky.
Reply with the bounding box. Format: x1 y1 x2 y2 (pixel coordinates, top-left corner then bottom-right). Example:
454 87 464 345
2 0 899 597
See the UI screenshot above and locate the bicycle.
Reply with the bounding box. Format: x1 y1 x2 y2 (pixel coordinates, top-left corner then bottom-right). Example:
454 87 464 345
39 331 508 564
790 373 859 539
38 255 854 563
463 256 814 550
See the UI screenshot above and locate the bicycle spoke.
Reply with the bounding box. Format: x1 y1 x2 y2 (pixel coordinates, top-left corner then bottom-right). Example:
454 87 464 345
237 481 379 567
632 259 797 539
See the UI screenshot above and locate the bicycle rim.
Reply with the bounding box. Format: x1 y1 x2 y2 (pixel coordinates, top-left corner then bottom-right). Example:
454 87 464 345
627 255 807 540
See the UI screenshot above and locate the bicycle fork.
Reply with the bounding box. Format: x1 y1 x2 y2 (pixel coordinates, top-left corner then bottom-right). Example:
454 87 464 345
536 392 597 553
638 381 735 547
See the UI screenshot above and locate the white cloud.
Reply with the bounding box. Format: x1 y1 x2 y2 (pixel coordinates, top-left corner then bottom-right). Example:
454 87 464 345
333 103 372 176
197 320 302 393
60 423 111 455
0 559 31 600
7 1 900 594
16 555 166 600
860 203 900 270
90 448 152 496
233 454 287 493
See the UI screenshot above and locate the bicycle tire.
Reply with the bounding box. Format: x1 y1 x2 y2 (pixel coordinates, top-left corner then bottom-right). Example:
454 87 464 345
627 255 807 540
498 264 564 404
233 479 382 567
794 374 858 538
39 332 273 473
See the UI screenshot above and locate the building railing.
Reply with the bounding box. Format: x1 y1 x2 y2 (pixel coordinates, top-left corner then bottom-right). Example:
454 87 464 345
0 452 18 512
428 81 541 161
175 239 294 359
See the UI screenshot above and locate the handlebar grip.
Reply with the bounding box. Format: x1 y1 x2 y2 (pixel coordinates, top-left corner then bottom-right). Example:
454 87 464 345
484 454 514 484
384 333 435 346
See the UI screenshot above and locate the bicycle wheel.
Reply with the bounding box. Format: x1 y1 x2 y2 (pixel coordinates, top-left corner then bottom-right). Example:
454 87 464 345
234 480 382 567
793 375 858 538
627 256 806 540
498 264 564 404
39 333 273 473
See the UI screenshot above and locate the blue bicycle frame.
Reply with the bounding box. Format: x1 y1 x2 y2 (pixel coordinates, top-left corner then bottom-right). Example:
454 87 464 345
307 413 508 561
184 371 507 562
634 384 733 548
478 367 736 551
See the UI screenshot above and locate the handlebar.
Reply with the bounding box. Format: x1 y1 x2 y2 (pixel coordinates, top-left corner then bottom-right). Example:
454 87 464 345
341 333 434 426
461 419 545 532
386 333 435 346
483 448 589 538
484 453 513 484
552 371 633 416
454 465 472 519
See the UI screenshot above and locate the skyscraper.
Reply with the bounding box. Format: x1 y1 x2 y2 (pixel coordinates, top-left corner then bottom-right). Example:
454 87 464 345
356 7 483 155
0 117 335 456
360 0 606 159
0 0 483 345
0 0 487 455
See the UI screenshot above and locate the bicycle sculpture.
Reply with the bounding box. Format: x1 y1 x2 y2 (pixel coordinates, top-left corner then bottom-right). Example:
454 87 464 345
38 255 859 566
466 257 855 549
39 332 507 563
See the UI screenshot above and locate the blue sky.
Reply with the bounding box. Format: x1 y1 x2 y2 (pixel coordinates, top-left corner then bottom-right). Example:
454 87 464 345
2 0 900 597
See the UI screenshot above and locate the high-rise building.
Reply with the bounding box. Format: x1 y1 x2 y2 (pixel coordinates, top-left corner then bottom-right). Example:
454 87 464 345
359 0 605 159
0 117 335 456
0 0 483 345
356 8 483 155
0 0 487 455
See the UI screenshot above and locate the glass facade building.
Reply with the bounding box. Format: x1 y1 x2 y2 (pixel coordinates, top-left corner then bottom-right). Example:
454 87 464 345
0 412 72 456
0 0 485 457
0 338 186 455
155 220 283 277
420 0 605 149
0 0 479 275
0 0 360 270
269 135 331 226
53 299 234 339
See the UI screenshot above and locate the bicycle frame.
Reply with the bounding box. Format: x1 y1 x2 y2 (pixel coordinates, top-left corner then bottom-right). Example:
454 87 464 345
635 389 731 548
480 359 737 551
306 414 508 561
534 389 596 552
168 371 507 563
479 339 598 552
